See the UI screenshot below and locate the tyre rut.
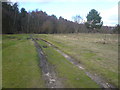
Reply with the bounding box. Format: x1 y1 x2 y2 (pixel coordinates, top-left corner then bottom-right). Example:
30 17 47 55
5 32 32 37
39 38 117 89
31 36 63 88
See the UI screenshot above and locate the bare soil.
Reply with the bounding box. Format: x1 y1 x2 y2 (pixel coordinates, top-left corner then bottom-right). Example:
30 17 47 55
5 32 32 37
31 36 63 88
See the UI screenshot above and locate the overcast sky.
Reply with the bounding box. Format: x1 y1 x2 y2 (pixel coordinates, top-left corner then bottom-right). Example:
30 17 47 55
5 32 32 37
11 0 119 26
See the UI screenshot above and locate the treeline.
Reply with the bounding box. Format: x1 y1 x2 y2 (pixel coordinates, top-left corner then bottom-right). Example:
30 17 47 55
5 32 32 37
2 2 119 34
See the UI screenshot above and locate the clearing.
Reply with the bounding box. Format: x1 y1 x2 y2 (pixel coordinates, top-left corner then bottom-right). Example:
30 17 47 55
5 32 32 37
2 33 118 88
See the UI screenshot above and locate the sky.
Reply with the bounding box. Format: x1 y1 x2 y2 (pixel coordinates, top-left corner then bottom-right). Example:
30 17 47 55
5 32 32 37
10 0 119 26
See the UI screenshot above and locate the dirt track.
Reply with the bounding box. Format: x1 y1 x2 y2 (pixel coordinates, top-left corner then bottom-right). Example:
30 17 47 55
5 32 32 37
31 36 63 88
39 38 116 89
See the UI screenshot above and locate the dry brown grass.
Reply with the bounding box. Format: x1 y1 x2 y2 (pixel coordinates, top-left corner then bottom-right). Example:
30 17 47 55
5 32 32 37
36 33 118 87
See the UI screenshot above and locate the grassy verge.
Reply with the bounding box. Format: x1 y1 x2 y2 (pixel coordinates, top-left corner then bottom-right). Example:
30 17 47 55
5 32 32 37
37 39 99 88
35 33 118 87
2 34 45 88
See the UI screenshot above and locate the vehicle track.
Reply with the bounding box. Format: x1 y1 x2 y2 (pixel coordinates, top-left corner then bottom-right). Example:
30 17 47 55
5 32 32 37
31 36 63 88
39 38 117 89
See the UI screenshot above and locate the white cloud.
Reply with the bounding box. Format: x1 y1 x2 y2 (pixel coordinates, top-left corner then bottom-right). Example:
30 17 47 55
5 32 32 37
101 5 118 26
8 0 120 3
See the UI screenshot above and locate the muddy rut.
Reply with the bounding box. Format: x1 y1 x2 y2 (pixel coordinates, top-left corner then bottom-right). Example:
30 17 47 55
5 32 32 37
31 36 63 88
39 38 116 89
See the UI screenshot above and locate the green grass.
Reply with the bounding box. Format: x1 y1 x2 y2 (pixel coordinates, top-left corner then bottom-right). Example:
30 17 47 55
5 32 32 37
2 34 118 88
2 34 45 88
37 40 99 88
35 33 118 87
